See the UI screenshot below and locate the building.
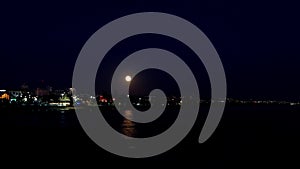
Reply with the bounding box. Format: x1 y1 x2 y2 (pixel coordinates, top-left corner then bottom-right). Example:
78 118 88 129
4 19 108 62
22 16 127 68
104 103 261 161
36 88 50 96
0 90 10 103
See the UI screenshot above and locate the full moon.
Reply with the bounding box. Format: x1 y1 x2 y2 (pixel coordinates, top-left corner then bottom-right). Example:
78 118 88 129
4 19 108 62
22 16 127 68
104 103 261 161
125 75 132 82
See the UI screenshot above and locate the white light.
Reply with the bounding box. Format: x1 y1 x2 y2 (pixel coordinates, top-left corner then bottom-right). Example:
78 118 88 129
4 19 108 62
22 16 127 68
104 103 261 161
0 90 6 92
125 75 132 82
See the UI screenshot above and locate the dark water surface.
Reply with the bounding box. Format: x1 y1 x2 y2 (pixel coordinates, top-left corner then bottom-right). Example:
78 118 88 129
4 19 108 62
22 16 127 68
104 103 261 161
0 105 299 168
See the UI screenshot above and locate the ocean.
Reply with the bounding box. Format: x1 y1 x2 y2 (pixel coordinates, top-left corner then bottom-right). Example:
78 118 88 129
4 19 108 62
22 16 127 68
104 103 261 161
0 104 299 168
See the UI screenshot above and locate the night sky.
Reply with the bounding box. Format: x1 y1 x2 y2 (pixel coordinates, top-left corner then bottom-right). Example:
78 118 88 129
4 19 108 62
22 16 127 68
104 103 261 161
0 0 299 101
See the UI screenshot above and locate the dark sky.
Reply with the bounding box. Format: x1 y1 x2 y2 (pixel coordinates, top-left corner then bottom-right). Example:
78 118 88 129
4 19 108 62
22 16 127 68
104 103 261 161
0 0 299 101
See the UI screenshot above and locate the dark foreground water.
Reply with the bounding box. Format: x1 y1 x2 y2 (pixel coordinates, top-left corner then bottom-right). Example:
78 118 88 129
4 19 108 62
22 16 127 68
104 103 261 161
0 105 299 168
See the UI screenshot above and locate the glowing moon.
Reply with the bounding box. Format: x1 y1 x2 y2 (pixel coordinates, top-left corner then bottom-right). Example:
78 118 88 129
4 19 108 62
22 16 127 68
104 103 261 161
125 75 132 82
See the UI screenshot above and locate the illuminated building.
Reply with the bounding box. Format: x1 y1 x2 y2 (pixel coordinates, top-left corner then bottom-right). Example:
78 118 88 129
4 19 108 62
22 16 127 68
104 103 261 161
0 90 10 104
0 92 10 100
